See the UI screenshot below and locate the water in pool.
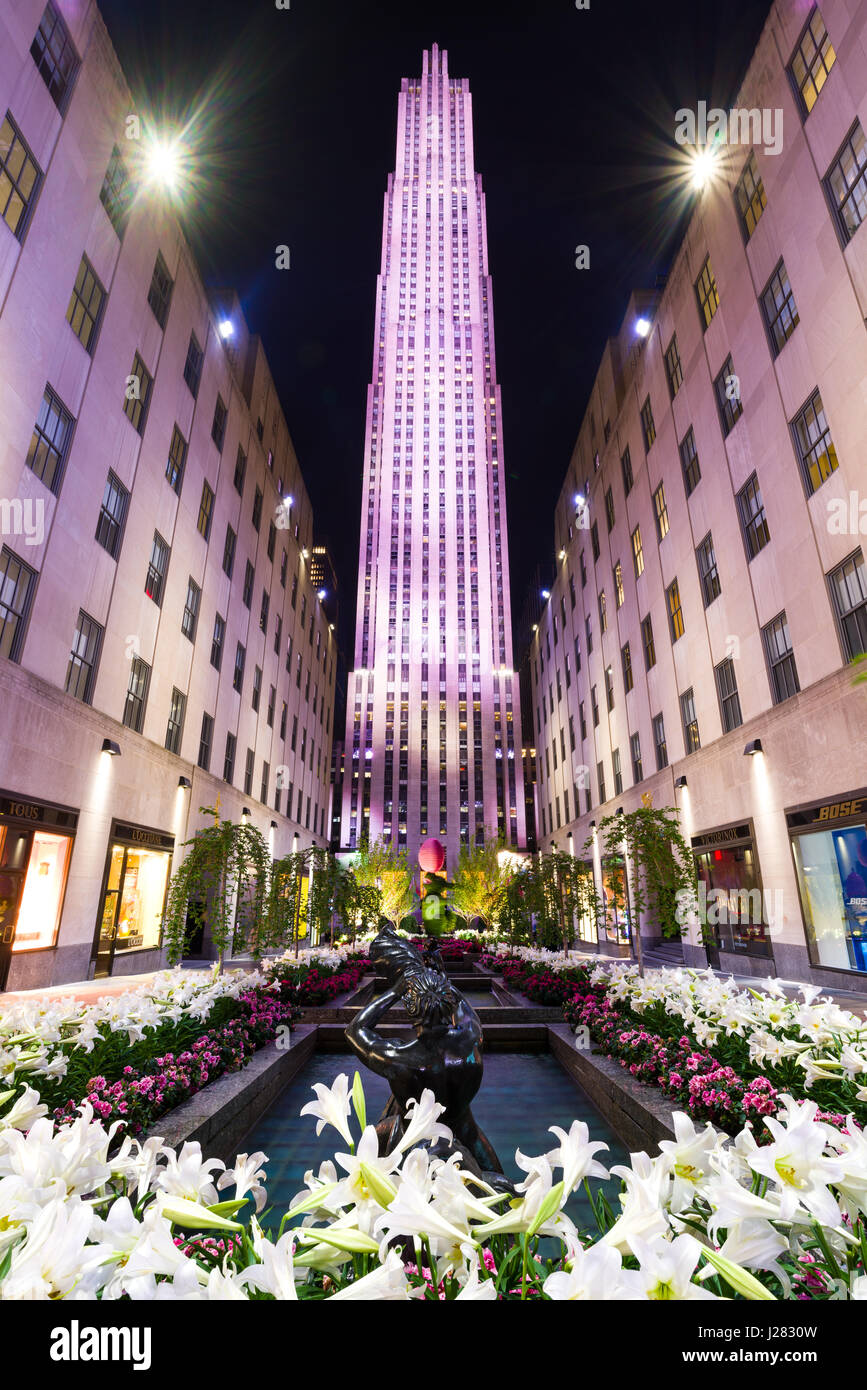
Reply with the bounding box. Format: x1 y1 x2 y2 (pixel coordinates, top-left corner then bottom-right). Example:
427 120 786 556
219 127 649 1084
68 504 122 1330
243 1051 629 1233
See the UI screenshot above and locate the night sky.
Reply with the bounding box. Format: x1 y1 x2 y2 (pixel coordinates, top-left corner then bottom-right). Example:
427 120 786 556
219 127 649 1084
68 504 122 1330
97 0 771 668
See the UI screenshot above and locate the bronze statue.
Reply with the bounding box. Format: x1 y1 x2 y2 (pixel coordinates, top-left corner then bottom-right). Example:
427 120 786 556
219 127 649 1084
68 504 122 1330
345 923 508 1184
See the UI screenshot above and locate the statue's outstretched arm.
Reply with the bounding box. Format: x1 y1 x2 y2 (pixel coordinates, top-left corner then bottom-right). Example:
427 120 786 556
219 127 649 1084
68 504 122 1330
345 986 414 1069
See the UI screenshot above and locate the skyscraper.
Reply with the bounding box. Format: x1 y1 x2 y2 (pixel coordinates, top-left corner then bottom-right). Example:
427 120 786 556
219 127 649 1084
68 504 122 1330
342 45 525 867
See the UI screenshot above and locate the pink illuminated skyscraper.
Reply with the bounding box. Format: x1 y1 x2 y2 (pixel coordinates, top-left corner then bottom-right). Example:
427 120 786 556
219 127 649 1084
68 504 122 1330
342 45 525 868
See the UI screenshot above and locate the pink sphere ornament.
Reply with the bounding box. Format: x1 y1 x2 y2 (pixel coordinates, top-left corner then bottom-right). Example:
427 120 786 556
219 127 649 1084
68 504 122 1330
418 838 446 873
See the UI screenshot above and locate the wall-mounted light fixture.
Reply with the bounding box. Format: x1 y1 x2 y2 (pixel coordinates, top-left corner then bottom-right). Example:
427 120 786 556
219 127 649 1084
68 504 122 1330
744 739 763 757
270 821 278 830
242 807 252 818
101 739 121 757
616 807 625 817
674 775 688 789
178 776 192 789
589 820 596 830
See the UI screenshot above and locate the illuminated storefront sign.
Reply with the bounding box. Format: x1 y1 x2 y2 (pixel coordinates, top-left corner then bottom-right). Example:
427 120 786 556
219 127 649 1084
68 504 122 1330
788 791 867 975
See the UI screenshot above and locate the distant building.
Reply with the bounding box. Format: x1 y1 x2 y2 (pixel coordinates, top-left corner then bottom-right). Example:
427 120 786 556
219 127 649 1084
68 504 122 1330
0 1 336 989
530 0 867 990
342 45 525 868
309 545 338 629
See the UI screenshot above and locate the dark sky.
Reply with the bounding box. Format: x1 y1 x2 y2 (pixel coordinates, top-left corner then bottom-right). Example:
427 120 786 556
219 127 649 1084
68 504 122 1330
97 0 771 666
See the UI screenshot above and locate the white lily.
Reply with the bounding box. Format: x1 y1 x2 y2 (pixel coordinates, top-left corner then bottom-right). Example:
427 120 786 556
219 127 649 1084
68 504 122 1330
629 1233 720 1300
300 1073 355 1148
217 1151 269 1214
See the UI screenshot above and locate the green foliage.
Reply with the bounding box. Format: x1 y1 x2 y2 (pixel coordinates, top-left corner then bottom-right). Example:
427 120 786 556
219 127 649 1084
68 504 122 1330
495 853 599 949
588 806 698 942
162 813 382 964
161 809 272 967
451 834 517 930
349 838 413 927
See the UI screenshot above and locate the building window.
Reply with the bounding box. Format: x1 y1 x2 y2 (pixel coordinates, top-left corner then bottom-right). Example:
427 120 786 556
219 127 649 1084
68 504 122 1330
695 256 719 329
66 256 105 354
696 533 721 607
65 610 102 703
653 713 668 770
211 396 227 452
792 389 838 495
25 386 73 494
714 355 743 436
680 687 700 753
641 614 656 670
242 560 254 609
613 748 623 796
198 713 214 772
165 688 186 755
586 615 593 653
161 427 186 497
244 748 254 797
0 114 42 240
620 447 633 497
664 335 683 398
737 473 770 559
591 686 599 728
30 4 79 110
261 763 270 805
222 525 236 579
145 532 170 607
597 761 606 805
734 151 767 239
259 589 270 633
667 577 685 641
233 447 247 495
590 521 600 562
197 482 214 542
218 733 234 785
679 427 701 497
631 732 642 783
99 145 131 236
829 551 867 661
599 591 607 632
715 657 743 733
604 487 615 532
210 614 225 671
825 122 867 244
252 666 262 712
631 525 644 578
763 612 800 703
614 560 624 608
621 641 633 693
605 665 615 711
252 487 263 532
183 334 204 397
267 685 276 728
233 642 246 693
123 657 150 734
790 6 836 117
640 395 656 451
95 472 128 558
123 353 152 434
653 483 669 542
146 253 173 329
761 261 799 356
182 578 200 642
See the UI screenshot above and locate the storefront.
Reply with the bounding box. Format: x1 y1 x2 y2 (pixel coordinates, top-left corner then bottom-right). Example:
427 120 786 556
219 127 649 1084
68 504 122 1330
92 822 174 978
788 790 867 977
600 857 631 951
0 790 77 991
691 821 772 964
